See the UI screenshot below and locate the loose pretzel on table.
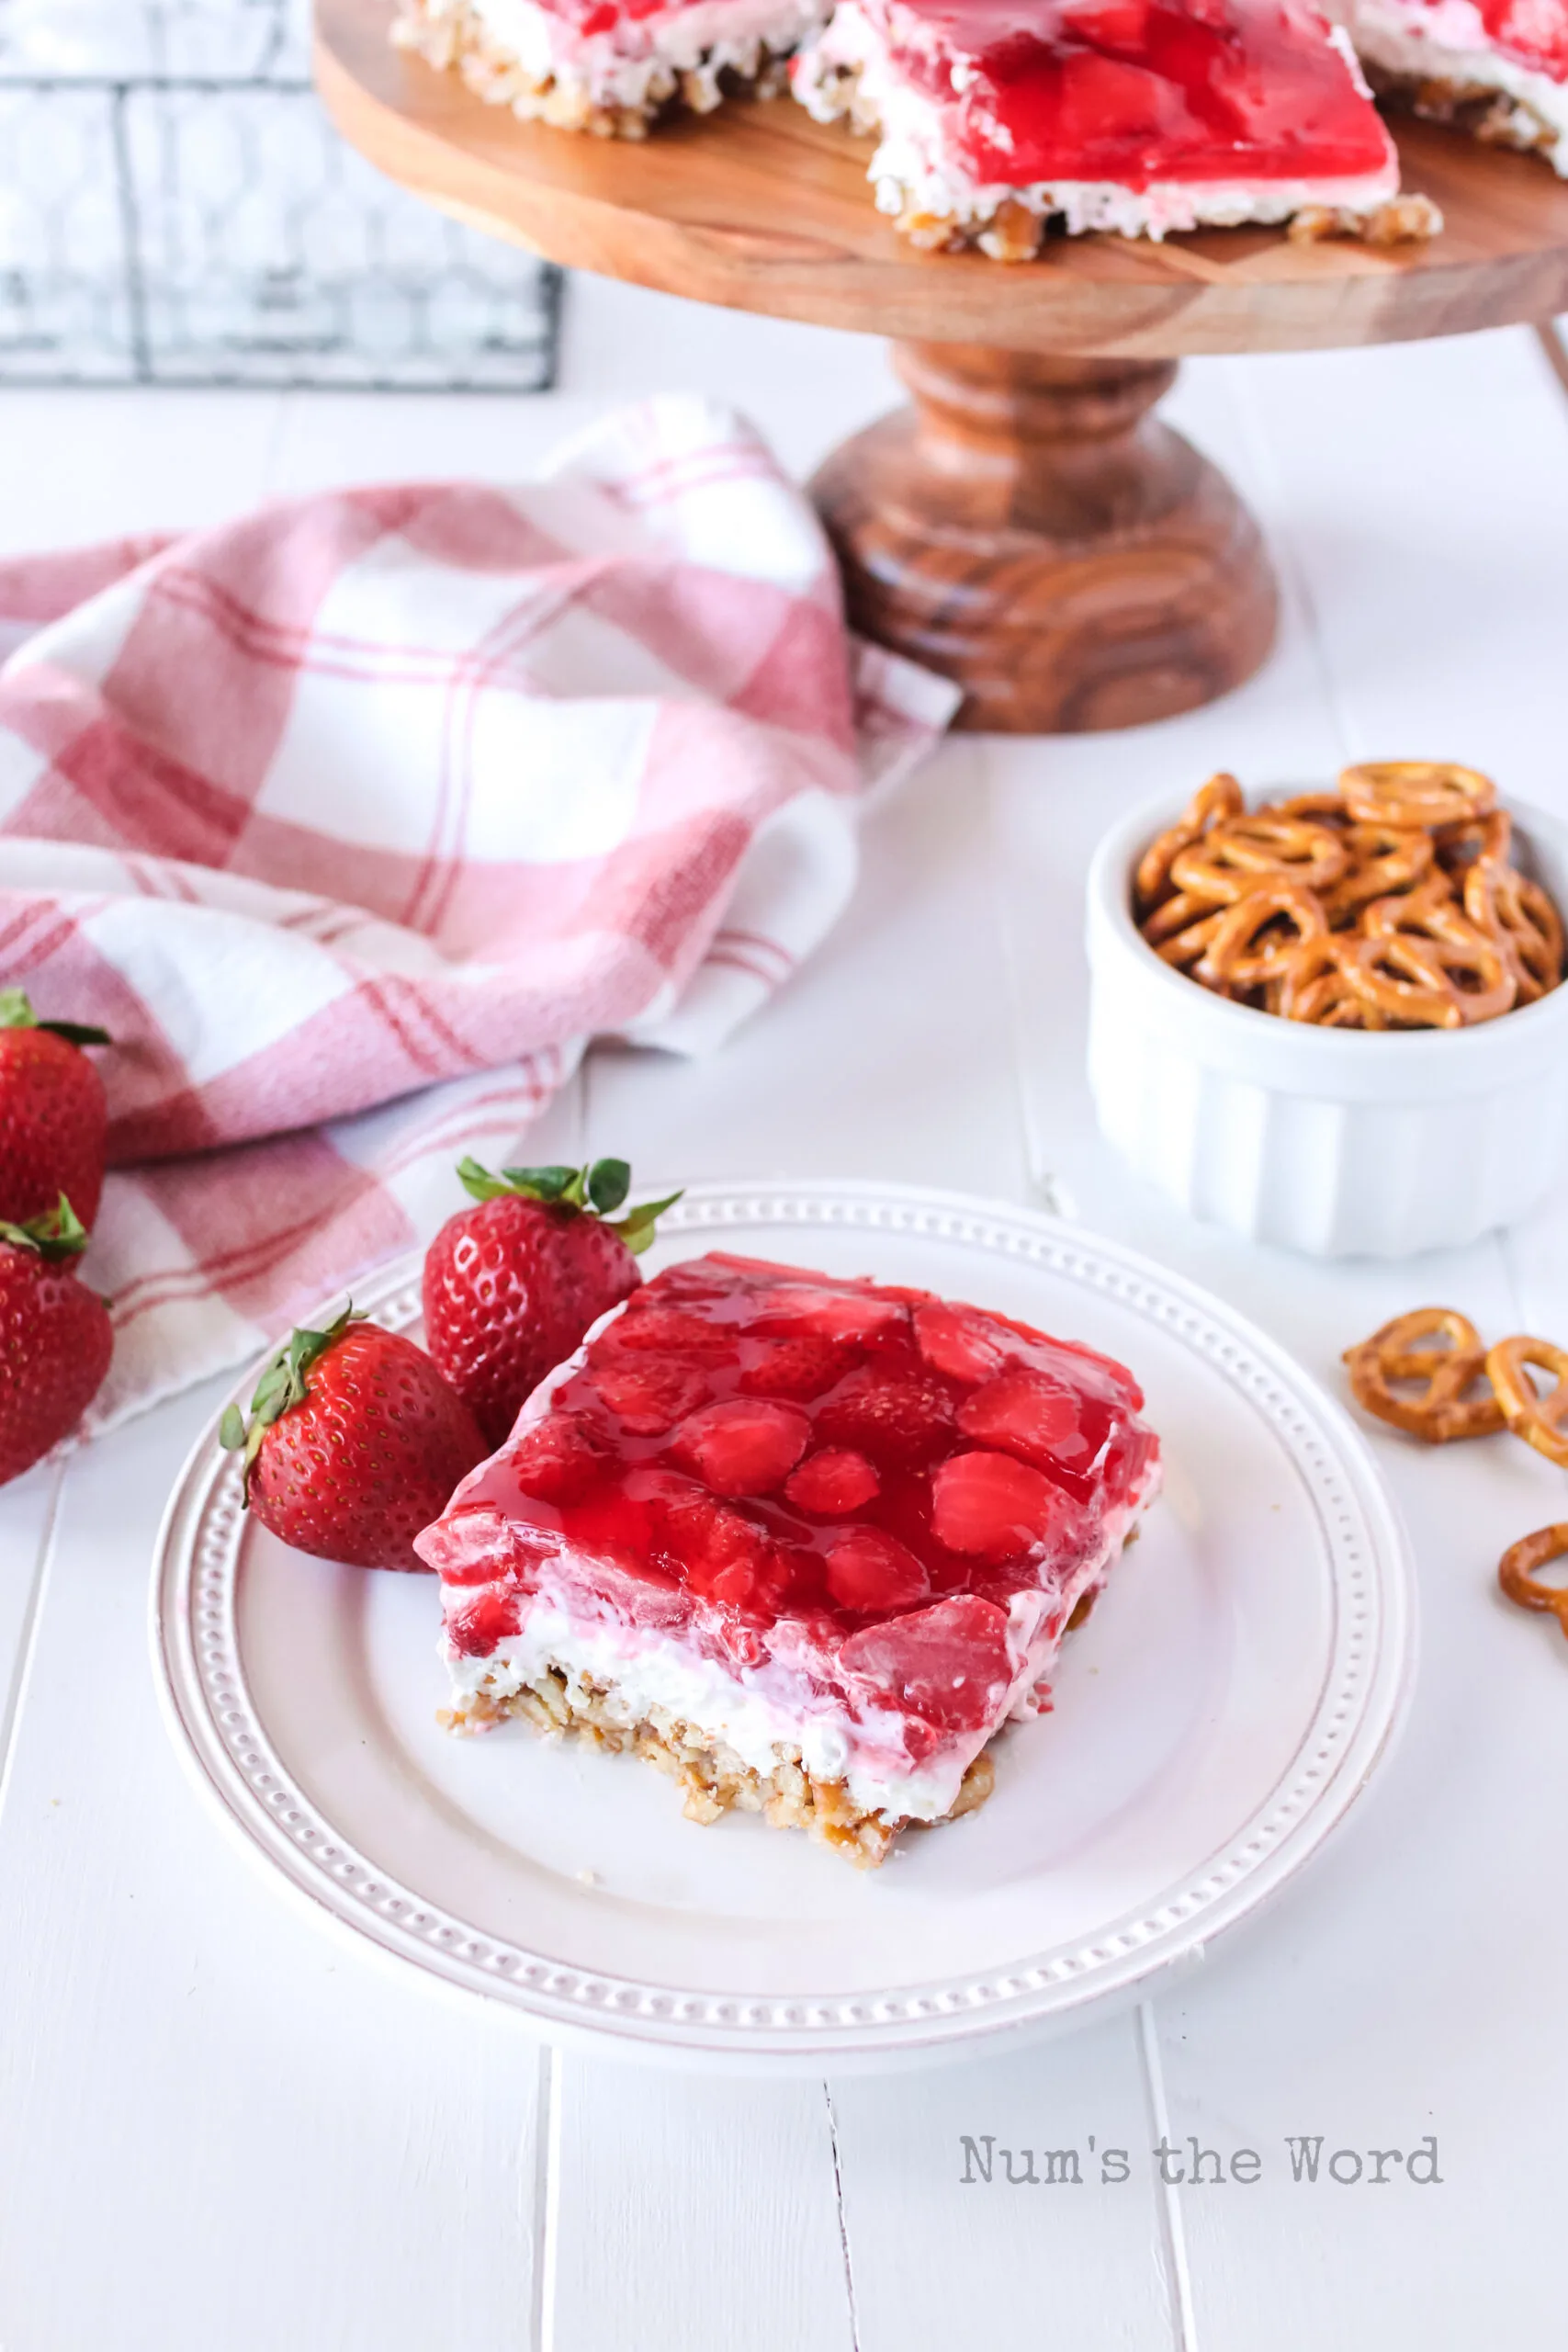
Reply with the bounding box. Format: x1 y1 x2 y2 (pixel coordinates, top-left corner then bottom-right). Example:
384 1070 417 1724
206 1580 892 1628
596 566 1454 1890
1498 1525 1568 1641
1343 1307 1506 1442
1484 1336 1568 1469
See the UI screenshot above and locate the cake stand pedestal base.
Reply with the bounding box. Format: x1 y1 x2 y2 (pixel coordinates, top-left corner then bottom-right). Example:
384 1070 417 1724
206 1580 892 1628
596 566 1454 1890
810 343 1280 734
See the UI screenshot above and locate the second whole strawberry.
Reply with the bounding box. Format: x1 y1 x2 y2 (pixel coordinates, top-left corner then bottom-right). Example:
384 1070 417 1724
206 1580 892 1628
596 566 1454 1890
423 1159 681 1448
0 989 111 1230
0 1198 113 1488
221 1306 488 1572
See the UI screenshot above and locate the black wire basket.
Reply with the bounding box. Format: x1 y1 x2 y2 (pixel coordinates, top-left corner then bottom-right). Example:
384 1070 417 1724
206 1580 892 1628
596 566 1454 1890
0 0 561 388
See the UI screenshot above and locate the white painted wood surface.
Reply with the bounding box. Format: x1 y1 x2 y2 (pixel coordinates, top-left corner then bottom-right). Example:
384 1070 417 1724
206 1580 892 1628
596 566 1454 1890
1 272 1566 2351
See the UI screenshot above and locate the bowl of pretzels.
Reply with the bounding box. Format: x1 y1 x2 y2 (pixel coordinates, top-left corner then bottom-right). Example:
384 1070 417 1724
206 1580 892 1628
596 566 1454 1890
1085 764 1568 1257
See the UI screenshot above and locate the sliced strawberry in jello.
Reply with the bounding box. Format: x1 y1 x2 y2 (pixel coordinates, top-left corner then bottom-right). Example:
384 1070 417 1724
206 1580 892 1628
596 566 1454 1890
417 1502 555 1586
785 1446 880 1515
751 1284 909 1344
931 1448 1072 1561
739 1334 850 1401
446 1584 525 1657
669 1396 811 1496
958 1368 1084 1466
506 1410 612 1504
816 1367 955 1468
825 1525 929 1613
437 1251 1157 1689
912 1301 1013 1383
599 1304 739 1362
659 1487 801 1615
840 1593 1016 1731
592 1354 713 1435
571 1548 694 1632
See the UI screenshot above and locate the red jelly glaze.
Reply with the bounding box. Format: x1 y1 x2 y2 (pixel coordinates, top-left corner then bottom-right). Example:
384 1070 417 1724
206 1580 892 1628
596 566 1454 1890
874 0 1394 187
558 0 669 28
448 1254 1158 1721
1458 0 1568 77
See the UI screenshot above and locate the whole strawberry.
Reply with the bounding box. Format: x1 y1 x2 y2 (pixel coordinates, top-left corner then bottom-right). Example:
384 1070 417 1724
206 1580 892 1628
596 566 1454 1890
423 1159 682 1447
0 989 111 1231
0 1198 113 1487
220 1304 488 1572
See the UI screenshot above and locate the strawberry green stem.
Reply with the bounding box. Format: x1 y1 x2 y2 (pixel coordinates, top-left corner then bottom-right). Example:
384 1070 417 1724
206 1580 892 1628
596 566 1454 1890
220 1299 366 1488
0 987 110 1047
0 1194 91 1262
454 1158 681 1254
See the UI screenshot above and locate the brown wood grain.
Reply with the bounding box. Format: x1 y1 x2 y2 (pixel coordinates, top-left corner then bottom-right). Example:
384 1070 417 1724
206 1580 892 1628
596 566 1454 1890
317 0 1568 356
813 346 1278 729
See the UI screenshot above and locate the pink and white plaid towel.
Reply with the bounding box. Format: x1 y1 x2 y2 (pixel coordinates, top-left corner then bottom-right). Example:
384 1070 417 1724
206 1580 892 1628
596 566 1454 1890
0 395 957 1433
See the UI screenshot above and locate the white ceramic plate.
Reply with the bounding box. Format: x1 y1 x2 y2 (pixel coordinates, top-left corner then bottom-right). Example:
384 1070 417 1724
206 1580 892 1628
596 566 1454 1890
152 1181 1415 2070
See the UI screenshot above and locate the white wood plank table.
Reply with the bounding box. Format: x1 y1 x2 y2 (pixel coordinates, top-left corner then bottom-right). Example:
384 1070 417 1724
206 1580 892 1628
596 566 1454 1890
1 280 1566 2352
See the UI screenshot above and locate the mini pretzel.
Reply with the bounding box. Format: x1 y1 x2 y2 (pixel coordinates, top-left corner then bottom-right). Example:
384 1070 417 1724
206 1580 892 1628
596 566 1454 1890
1171 815 1348 903
1275 936 1385 1026
1339 933 1467 1029
1358 888 1515 1023
1434 808 1511 877
1485 1335 1568 1469
1343 1307 1506 1442
1142 888 1228 946
1498 1524 1568 1640
1359 870 1457 933
1132 771 1562 1034
1464 863 1564 1003
1134 773 1244 910
1341 761 1496 831
1321 822 1434 926
1153 909 1225 975
1194 884 1327 992
1274 790 1349 826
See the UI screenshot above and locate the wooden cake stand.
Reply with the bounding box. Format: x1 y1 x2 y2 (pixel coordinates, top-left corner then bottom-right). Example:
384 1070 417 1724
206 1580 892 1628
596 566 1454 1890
317 0 1568 730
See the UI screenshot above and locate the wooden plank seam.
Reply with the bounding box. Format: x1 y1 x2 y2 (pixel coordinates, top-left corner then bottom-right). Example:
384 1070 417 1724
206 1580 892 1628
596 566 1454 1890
535 2042 563 2352
1139 2001 1201 2352
0 1460 67 1816
823 2082 863 2352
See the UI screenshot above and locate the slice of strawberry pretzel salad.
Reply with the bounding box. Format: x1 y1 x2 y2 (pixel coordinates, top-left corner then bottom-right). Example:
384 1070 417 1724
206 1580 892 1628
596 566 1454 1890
393 0 830 135
791 0 1439 254
1335 0 1568 171
415 1250 1161 1866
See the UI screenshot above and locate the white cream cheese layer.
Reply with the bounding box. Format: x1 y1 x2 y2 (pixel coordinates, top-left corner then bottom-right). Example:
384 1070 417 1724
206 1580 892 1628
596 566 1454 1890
795 1 1399 233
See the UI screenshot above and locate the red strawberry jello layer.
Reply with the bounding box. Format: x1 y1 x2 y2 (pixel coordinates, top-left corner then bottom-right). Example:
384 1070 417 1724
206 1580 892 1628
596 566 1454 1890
414 1252 1161 1866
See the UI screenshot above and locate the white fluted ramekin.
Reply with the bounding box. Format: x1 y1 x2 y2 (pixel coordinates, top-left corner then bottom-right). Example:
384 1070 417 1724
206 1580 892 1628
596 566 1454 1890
1086 789 1568 1258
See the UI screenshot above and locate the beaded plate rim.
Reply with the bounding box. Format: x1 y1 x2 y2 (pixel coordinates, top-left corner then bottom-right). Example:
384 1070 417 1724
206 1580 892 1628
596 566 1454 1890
152 1181 1415 2064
